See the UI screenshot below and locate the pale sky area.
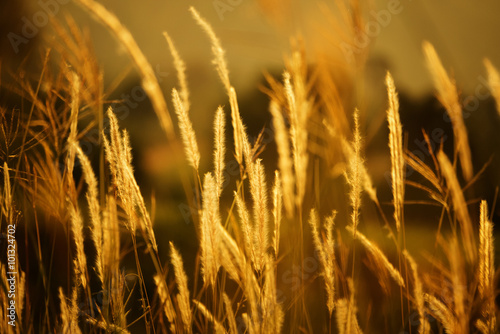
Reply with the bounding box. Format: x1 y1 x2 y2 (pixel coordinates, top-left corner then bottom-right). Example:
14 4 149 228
2 0 500 102
51 0 500 98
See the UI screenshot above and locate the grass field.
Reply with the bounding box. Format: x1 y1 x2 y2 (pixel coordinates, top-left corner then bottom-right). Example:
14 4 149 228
1 0 499 333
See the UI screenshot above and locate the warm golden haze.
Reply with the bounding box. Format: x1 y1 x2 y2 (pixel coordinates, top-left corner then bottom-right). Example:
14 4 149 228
0 1 499 333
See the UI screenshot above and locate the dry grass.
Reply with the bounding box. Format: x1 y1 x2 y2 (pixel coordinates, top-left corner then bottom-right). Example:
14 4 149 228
75 0 175 140
477 200 497 333
169 242 192 334
309 209 337 315
172 88 200 172
403 250 429 334
336 280 363 334
347 226 405 288
437 150 476 263
484 59 500 116
423 41 473 182
345 109 363 236
213 106 226 198
199 172 221 286
1 1 498 334
270 100 294 218
386 72 405 233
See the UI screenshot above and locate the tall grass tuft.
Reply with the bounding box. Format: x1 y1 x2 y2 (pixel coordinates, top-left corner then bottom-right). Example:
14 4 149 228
213 106 226 198
76 0 175 139
199 173 221 286
403 250 429 334
172 88 200 172
164 31 190 111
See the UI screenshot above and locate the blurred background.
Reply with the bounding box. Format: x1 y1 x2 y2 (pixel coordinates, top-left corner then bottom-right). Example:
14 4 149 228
2 0 498 230
4 0 500 94
2 0 500 282
1 0 500 331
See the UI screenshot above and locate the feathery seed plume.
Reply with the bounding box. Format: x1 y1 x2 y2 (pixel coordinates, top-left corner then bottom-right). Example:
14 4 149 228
425 294 455 333
74 144 103 284
272 171 283 258
164 32 190 111
170 242 192 334
190 7 231 92
336 279 363 334
403 250 429 334
214 106 226 197
223 293 238 334
172 88 200 171
235 191 256 264
423 41 473 181
59 288 82 334
385 72 405 232
346 109 363 235
270 100 294 217
193 301 225 334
